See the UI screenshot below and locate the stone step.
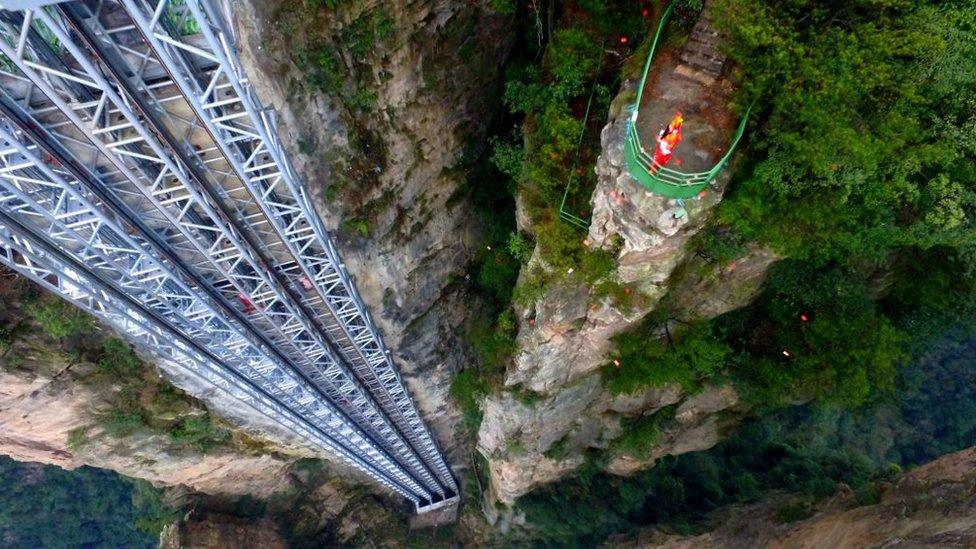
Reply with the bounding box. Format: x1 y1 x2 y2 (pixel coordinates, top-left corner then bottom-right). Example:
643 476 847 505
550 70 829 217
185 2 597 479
674 63 717 86
679 51 724 75
680 51 724 71
682 41 724 62
690 28 721 47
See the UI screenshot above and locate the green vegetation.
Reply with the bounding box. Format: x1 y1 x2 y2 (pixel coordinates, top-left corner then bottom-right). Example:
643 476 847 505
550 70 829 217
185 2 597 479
613 412 667 459
0 456 178 547
294 42 344 96
25 293 92 340
774 500 812 523
515 333 976 545
97 337 142 378
309 0 347 8
594 0 976 408
605 321 731 395
169 414 231 452
336 10 395 59
506 232 534 263
646 0 976 403
3 282 233 453
544 435 571 460
712 0 976 265
450 368 492 432
66 427 88 452
85 336 230 450
489 0 517 15
447 137 523 426
605 261 911 407
342 217 370 238
721 262 908 407
289 4 393 114
494 0 660 303
94 371 231 452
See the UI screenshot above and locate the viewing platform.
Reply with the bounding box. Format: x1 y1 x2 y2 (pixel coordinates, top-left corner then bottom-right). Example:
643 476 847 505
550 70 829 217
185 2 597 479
625 2 747 199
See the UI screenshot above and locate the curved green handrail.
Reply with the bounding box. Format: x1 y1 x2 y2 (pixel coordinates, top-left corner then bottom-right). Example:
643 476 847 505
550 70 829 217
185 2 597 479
625 3 749 199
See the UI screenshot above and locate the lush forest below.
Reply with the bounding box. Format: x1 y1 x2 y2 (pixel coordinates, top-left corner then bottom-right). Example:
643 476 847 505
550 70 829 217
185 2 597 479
0 457 177 548
516 333 976 545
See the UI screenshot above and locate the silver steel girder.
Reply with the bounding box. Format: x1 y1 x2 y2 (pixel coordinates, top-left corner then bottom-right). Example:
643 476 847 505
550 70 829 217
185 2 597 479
0 79 441 501
40 0 448 498
0 119 434 504
0 0 457 508
0 214 422 508
115 0 458 495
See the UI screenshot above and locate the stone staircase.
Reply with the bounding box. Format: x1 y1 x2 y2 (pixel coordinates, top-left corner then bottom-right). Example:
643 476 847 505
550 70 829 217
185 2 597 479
674 2 726 86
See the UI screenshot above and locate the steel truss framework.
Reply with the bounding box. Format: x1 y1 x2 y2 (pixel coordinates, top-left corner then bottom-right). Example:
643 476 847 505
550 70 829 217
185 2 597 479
0 0 456 511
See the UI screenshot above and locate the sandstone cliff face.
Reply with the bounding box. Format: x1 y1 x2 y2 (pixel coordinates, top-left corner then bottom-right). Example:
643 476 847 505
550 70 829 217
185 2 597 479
233 0 516 461
0 311 297 499
159 512 287 549
614 447 976 548
477 50 777 505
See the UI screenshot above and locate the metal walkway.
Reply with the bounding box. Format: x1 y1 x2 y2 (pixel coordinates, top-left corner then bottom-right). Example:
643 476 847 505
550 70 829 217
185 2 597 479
0 0 456 511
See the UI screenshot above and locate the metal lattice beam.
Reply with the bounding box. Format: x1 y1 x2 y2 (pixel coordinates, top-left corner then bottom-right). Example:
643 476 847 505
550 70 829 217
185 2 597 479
0 116 434 505
121 0 457 495
0 0 457 510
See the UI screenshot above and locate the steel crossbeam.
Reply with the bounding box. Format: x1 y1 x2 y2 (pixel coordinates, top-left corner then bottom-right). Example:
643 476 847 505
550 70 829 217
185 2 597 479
0 0 458 510
115 0 458 495
0 214 421 506
0 118 434 505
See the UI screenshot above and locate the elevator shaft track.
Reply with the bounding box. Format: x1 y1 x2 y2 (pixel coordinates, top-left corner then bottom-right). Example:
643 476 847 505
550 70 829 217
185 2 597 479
0 0 456 511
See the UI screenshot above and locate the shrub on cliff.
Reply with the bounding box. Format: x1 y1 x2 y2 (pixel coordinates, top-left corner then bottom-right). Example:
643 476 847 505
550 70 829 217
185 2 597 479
604 322 731 395
25 293 92 340
96 338 142 378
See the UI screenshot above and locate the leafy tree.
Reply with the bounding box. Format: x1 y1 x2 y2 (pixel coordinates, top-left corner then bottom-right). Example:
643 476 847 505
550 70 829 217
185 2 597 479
0 456 176 547
712 0 976 265
96 338 142 378
725 261 908 407
168 414 230 452
605 321 731 394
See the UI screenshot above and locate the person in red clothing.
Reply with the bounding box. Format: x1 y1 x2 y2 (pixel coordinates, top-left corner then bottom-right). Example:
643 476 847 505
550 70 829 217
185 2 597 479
651 112 684 171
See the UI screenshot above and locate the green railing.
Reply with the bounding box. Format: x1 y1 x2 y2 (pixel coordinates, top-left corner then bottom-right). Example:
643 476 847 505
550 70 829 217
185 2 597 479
625 3 749 199
557 39 606 231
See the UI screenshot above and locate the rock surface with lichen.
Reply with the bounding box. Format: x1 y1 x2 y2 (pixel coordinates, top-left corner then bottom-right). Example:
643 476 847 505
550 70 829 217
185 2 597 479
232 0 516 468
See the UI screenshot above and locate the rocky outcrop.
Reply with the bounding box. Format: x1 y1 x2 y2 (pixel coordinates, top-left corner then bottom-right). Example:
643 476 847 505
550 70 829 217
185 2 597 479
159 512 287 549
612 446 976 548
506 76 732 395
0 320 307 499
232 0 516 462
478 8 776 506
476 78 755 503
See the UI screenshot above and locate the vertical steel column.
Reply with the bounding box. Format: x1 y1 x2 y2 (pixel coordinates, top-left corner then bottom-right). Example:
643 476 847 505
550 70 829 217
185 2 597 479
0 0 458 509
0 117 434 505
122 0 457 495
